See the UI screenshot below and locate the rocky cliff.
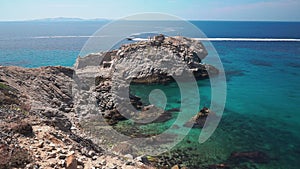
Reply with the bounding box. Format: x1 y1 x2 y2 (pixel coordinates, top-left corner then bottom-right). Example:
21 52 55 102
75 34 218 84
0 66 153 169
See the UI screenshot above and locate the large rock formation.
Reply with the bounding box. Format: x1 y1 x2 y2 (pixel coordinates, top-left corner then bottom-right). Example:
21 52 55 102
75 34 218 84
74 34 219 125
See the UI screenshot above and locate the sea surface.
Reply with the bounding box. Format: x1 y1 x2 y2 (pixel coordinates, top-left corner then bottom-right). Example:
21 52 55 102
0 21 300 168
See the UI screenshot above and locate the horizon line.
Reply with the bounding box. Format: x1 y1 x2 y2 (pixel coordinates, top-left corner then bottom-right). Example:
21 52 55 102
0 17 299 22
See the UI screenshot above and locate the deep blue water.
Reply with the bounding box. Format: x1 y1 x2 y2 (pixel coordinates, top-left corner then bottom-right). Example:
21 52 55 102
0 21 300 168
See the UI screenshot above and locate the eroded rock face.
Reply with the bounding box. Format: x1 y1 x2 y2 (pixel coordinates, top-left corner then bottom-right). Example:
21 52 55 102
0 66 74 112
101 35 218 83
74 35 219 126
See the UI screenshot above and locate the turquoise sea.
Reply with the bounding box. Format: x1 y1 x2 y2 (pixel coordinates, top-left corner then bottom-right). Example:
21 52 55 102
0 21 300 168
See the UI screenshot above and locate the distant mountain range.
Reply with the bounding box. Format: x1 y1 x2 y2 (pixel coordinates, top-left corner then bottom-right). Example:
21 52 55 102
30 17 109 22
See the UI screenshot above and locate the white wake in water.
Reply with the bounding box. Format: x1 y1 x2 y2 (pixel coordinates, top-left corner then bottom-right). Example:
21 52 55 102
133 37 300 42
31 35 107 39
30 36 300 42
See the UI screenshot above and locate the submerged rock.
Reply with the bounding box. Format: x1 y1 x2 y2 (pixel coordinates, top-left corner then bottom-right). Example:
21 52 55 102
229 151 270 164
184 107 215 128
207 163 230 169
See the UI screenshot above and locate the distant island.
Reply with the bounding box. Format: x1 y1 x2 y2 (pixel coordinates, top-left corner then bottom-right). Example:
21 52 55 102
30 17 109 22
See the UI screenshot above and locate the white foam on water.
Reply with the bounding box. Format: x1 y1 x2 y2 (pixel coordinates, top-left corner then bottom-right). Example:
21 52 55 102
193 38 300 42
132 37 300 42
31 35 107 39
30 36 300 42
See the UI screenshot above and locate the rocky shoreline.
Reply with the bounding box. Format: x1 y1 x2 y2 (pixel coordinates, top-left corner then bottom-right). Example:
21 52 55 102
0 35 264 169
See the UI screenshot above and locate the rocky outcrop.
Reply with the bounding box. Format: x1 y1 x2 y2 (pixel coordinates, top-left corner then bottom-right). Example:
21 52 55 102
74 35 219 126
80 34 218 84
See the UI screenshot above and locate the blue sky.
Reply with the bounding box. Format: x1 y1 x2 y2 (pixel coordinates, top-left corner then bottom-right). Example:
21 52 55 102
0 0 299 21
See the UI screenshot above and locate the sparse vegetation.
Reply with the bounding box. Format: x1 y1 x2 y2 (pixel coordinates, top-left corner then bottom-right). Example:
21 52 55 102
0 82 10 90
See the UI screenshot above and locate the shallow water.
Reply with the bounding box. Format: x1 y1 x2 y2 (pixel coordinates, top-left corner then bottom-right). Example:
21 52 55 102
113 41 300 168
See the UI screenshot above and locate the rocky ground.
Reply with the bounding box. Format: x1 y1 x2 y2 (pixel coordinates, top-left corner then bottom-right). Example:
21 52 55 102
0 66 155 169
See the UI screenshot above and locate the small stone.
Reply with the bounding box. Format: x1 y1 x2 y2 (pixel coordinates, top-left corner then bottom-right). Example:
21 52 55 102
107 164 117 169
49 143 56 148
78 156 87 162
77 157 84 166
59 154 67 159
50 164 56 168
59 160 65 167
66 154 77 169
124 154 134 160
87 150 96 157
136 156 149 164
92 156 98 160
70 126 77 130
77 166 84 169
26 163 33 168
125 161 134 165
99 159 106 165
67 150 75 156
171 165 180 169
37 141 44 148
47 152 57 159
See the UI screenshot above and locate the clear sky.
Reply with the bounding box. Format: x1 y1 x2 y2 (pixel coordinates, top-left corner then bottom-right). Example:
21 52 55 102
0 0 299 21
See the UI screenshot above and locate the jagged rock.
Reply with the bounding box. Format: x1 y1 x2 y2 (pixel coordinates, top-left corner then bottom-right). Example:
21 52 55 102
0 66 73 112
102 34 217 84
73 35 219 126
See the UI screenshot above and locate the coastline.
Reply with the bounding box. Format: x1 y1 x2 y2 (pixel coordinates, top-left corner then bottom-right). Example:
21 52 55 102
1 33 300 168
0 35 217 169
